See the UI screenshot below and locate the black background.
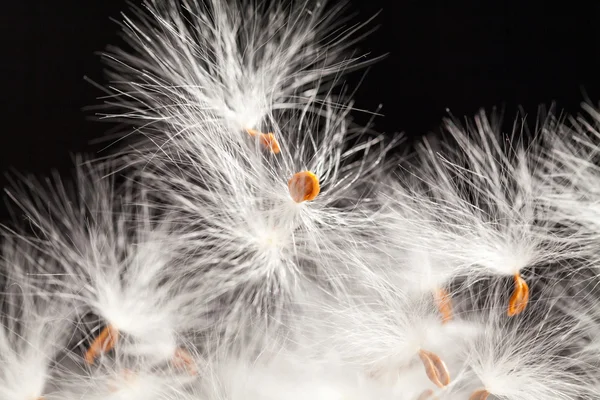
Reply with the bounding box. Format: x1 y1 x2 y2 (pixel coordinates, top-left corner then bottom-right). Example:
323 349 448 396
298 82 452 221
1 1 599 219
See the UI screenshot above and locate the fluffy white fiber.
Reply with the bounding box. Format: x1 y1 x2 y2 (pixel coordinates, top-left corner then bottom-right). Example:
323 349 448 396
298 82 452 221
3 0 600 399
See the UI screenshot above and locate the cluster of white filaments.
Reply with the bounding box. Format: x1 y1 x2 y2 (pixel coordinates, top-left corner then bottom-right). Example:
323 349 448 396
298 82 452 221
2 1 600 399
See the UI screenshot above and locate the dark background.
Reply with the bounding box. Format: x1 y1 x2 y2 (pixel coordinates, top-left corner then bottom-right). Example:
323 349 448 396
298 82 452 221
1 1 599 219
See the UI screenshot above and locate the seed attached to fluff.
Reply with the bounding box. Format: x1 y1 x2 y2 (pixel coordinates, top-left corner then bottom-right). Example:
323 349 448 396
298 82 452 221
246 128 281 154
469 389 490 400
433 288 453 324
417 389 438 400
108 369 136 392
288 171 320 203
418 349 450 388
172 347 198 375
507 273 529 316
85 324 119 364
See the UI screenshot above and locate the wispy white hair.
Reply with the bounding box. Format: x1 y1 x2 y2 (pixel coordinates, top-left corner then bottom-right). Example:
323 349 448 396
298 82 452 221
412 110 581 282
100 0 377 145
536 104 600 261
0 235 72 400
374 178 469 297
454 286 592 400
5 161 202 365
195 346 400 400
53 350 199 400
133 98 397 349
294 289 481 398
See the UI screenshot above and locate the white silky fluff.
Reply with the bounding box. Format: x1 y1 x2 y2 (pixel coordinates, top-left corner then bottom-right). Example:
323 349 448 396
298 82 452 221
452 286 594 400
408 112 582 282
196 349 399 400
131 97 397 349
5 162 203 365
54 351 199 400
295 291 481 397
101 0 376 143
0 236 72 400
536 105 600 263
3 0 600 398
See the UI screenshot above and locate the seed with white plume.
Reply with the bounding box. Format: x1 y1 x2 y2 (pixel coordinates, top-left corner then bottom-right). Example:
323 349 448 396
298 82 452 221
134 100 396 348
413 111 581 316
100 0 377 146
5 161 202 368
457 288 591 400
299 291 480 396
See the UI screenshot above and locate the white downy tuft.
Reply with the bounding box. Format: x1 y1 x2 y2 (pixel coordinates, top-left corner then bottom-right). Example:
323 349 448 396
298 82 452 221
133 99 397 347
415 112 576 280
0 235 73 400
456 286 592 400
5 161 203 369
101 0 377 145
3 0 600 398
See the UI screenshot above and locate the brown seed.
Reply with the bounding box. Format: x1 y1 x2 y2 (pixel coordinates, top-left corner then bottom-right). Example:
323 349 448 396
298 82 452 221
172 347 198 375
367 366 383 380
108 369 136 392
418 349 450 388
433 288 453 324
508 273 529 316
288 171 320 203
416 389 438 400
246 128 281 154
85 324 119 364
469 389 490 400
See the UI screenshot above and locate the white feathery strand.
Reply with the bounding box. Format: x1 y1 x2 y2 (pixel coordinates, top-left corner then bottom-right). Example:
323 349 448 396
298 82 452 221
196 346 399 400
374 178 470 323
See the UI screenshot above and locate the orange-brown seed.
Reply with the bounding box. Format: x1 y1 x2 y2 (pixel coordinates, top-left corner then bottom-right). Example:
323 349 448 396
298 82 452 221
246 128 280 154
85 324 119 364
508 273 529 317
469 389 490 400
434 287 453 324
418 349 450 388
288 171 320 203
172 347 198 375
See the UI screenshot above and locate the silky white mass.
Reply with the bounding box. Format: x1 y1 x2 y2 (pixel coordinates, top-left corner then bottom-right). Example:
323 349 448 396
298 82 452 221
2 0 600 399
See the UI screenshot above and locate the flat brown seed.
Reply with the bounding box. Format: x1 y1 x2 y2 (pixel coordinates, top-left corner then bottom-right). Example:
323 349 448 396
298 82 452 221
418 349 451 388
85 324 119 364
469 389 490 400
288 171 320 203
417 389 438 400
246 128 280 154
434 288 453 324
173 347 198 375
508 273 529 316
